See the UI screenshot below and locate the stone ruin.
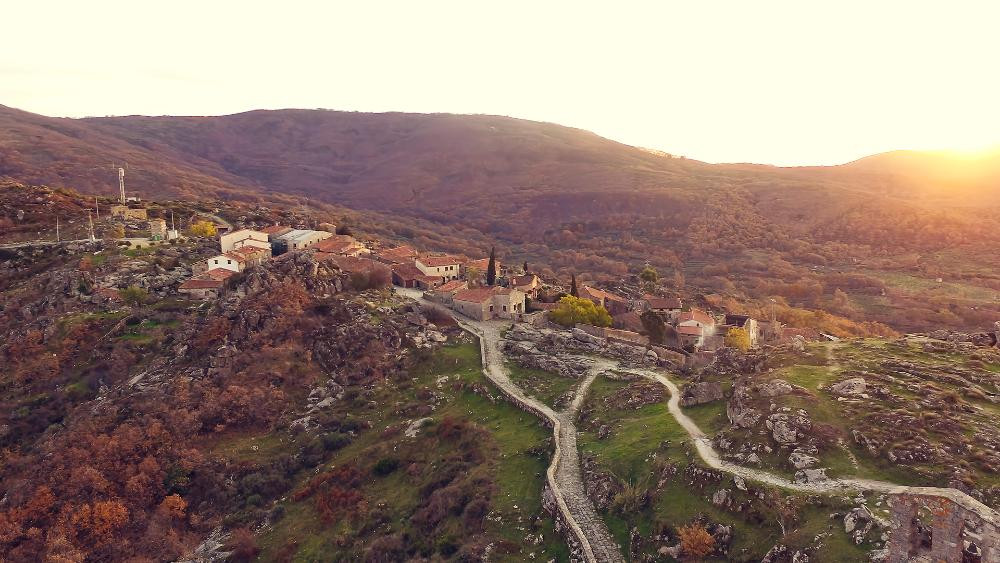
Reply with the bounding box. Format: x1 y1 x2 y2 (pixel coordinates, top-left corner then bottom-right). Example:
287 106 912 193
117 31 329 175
887 491 999 562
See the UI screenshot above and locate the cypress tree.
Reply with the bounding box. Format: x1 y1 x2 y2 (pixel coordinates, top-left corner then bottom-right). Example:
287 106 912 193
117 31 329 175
486 246 497 286
570 273 578 297
523 261 529 274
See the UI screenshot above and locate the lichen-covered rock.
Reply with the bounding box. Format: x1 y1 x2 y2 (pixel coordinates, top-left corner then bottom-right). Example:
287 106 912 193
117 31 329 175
680 381 724 406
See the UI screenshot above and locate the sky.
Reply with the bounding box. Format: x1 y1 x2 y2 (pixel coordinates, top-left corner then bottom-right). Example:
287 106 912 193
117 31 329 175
3 1 1000 166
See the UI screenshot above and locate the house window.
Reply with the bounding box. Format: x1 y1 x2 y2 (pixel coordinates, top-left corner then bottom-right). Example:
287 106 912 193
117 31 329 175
503 305 507 312
489 305 494 312
214 259 218 264
227 260 232 265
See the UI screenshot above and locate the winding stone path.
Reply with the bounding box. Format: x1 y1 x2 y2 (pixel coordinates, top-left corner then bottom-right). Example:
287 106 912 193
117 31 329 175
395 288 623 562
633 369 1000 523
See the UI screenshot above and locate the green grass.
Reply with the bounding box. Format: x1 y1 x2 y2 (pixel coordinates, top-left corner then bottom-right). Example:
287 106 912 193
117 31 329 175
682 401 728 437
505 363 579 409
255 340 568 562
578 373 874 561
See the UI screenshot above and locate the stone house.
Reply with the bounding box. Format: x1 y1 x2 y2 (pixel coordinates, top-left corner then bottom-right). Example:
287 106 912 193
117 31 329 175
677 325 705 349
376 245 418 265
722 314 761 348
220 229 270 253
415 255 461 283
392 263 442 290
425 279 469 305
178 268 235 299
638 295 683 320
678 308 716 332
579 286 630 315
509 274 541 298
451 286 525 321
312 235 367 257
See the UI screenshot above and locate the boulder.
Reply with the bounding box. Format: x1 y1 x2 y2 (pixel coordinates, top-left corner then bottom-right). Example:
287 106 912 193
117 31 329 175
788 451 819 469
829 377 867 397
680 381 725 406
793 468 829 483
758 378 793 398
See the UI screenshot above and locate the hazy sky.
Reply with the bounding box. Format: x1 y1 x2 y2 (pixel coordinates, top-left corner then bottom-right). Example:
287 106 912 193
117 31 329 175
4 1 1000 165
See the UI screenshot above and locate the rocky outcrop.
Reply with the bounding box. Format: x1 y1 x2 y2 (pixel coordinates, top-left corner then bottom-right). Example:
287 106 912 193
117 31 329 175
679 381 724 406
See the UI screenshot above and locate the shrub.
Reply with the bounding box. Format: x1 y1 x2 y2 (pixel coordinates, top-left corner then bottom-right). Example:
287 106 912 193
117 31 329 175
678 523 715 559
373 458 400 476
549 295 612 327
321 432 351 451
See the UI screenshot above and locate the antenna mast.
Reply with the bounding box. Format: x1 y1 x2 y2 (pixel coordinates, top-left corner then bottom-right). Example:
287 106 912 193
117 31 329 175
118 167 126 205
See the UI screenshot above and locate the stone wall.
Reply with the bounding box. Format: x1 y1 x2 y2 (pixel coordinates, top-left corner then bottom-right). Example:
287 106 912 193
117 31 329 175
575 323 649 347
887 491 1000 562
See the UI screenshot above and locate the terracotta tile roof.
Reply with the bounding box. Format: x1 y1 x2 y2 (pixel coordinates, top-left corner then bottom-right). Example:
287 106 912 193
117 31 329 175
677 325 704 336
260 225 291 235
432 280 469 293
678 308 714 325
643 294 682 309
220 251 249 263
204 268 236 281
392 263 429 281
312 235 362 254
510 274 539 288
417 254 461 267
613 311 644 332
378 245 417 263
179 278 224 290
580 285 627 303
453 287 500 304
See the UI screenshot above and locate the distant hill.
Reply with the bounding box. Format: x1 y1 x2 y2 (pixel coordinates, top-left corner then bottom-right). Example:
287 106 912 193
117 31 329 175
2 104 999 332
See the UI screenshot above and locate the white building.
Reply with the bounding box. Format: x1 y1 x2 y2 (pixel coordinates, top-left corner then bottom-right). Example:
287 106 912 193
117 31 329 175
415 255 461 283
206 252 249 273
220 229 270 253
276 229 333 251
451 287 525 320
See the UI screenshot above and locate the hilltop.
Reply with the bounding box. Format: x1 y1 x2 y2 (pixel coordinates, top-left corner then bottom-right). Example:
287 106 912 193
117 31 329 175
2 106 1000 334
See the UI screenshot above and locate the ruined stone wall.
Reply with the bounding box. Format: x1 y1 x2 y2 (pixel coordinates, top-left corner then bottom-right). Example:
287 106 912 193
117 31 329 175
888 491 1000 563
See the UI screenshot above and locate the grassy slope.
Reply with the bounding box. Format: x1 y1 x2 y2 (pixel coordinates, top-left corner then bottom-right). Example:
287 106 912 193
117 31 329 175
578 376 869 562
251 341 568 562
505 362 580 409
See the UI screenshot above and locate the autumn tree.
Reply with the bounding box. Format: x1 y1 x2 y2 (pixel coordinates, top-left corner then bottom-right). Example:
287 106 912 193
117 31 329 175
188 220 217 237
120 285 148 309
677 523 715 559
465 266 481 287
485 246 497 286
549 295 611 328
639 265 659 292
109 224 125 239
724 327 751 352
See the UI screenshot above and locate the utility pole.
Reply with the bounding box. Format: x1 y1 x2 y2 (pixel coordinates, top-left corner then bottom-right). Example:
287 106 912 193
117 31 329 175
88 211 96 242
95 196 100 220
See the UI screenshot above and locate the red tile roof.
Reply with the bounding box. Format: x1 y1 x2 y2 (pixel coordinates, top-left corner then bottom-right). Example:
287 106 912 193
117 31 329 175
453 287 499 304
510 274 539 288
580 286 628 303
312 235 362 254
327 256 382 273
261 225 291 235
378 245 417 263
433 280 469 293
462 258 495 271
677 325 704 336
418 254 461 267
179 278 224 290
678 308 714 325
220 251 249 263
204 268 236 281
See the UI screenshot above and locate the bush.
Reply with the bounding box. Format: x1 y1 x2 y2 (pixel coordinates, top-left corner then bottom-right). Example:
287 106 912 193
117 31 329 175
373 458 400 476
678 523 715 559
321 432 351 451
549 295 612 327
226 527 260 562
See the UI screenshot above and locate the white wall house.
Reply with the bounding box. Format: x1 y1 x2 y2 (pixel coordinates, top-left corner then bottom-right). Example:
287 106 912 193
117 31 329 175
220 229 270 253
415 256 461 282
276 229 333 250
207 252 248 273
451 287 525 321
